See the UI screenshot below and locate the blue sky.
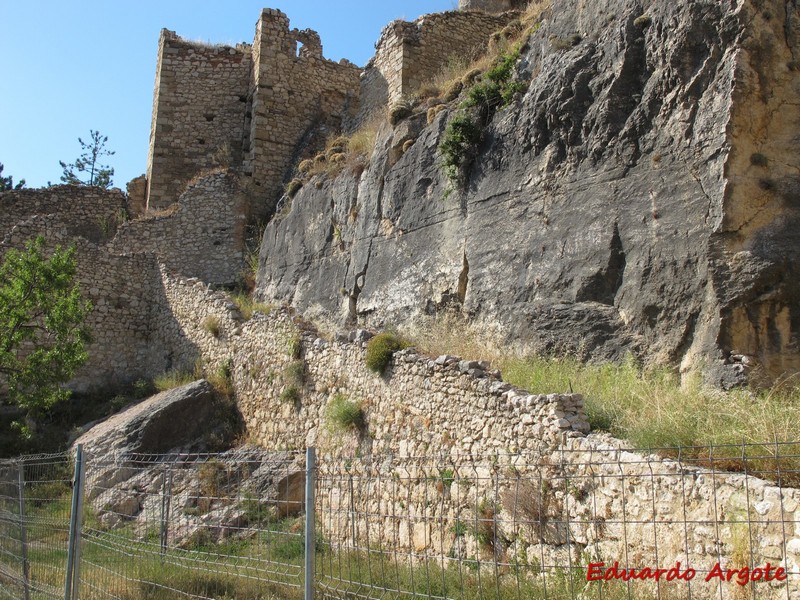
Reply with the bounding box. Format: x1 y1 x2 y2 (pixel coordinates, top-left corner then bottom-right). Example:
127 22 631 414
0 1 454 189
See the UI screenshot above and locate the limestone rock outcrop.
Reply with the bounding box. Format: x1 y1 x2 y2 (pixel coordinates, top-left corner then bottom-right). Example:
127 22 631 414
257 0 800 384
74 380 231 457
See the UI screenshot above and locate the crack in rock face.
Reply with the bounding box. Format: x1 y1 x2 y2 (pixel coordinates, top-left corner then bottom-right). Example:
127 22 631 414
257 0 800 385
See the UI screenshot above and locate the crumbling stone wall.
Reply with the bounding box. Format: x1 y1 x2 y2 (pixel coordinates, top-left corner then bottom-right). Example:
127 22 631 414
0 186 127 245
245 9 360 218
360 10 515 118
111 170 246 286
146 30 252 211
145 11 360 219
0 214 172 392
459 0 528 13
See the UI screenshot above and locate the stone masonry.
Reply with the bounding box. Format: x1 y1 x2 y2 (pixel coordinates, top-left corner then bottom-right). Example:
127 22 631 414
146 31 252 211
145 7 516 216
156 269 800 599
111 170 247 286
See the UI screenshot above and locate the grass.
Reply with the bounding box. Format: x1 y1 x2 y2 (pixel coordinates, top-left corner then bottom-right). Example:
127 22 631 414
202 314 222 338
153 369 196 392
230 291 273 320
302 118 381 181
405 312 800 484
325 393 365 431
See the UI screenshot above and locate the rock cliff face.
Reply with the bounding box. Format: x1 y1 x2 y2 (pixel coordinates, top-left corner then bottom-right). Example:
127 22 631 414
257 0 800 385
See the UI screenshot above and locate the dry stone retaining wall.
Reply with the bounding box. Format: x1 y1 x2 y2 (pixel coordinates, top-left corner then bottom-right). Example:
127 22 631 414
158 275 800 598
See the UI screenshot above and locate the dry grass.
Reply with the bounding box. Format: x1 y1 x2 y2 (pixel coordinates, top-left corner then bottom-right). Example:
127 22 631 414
303 118 381 181
408 0 551 108
405 312 800 483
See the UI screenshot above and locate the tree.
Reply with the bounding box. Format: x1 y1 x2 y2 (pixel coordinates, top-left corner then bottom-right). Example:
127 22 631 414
0 237 92 437
59 130 115 188
0 162 25 191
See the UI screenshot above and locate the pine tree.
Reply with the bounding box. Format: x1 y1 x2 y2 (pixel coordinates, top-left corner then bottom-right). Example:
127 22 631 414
59 130 115 188
0 163 25 191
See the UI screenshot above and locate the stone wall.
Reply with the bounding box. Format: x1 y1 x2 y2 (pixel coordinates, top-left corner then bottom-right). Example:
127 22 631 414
157 275 800 598
459 0 528 13
146 30 252 211
111 170 246 286
362 10 516 113
0 215 174 393
245 9 361 218
0 186 127 245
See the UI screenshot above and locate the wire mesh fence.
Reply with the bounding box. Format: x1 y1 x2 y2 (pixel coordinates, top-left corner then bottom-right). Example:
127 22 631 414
0 439 799 599
314 441 800 600
0 452 74 599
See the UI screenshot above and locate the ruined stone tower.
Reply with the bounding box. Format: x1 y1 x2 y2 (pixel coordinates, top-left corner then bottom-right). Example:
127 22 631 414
145 7 518 216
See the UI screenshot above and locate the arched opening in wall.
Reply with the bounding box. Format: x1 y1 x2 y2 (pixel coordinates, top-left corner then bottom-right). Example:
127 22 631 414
296 41 304 57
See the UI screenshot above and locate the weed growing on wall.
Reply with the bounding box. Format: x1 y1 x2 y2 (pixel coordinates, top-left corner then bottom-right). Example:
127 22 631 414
202 315 222 338
365 332 408 374
326 394 365 431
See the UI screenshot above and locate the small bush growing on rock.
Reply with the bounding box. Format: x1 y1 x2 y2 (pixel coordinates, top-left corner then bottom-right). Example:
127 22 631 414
550 34 582 50
280 385 301 404
440 114 483 184
365 332 407 374
326 394 365 431
284 359 305 385
285 178 303 198
633 15 652 28
750 152 769 167
202 315 222 338
297 159 314 174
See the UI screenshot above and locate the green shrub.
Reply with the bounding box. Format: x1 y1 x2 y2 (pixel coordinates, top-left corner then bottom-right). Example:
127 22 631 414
365 332 407 374
280 385 301 404
440 114 483 185
326 394 365 431
439 45 526 186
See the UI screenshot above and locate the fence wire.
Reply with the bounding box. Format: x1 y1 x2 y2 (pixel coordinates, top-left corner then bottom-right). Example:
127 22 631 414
0 440 798 600
0 452 74 600
77 448 306 600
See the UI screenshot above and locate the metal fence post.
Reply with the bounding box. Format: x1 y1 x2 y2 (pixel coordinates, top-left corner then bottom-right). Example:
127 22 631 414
64 444 86 600
160 468 173 555
17 462 30 600
305 447 317 600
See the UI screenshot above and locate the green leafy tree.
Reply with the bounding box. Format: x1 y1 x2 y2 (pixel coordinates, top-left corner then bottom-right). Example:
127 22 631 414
59 130 115 188
0 237 92 436
0 162 25 191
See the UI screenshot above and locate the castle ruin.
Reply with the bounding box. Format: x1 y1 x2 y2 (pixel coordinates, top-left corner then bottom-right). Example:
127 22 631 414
144 7 518 217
